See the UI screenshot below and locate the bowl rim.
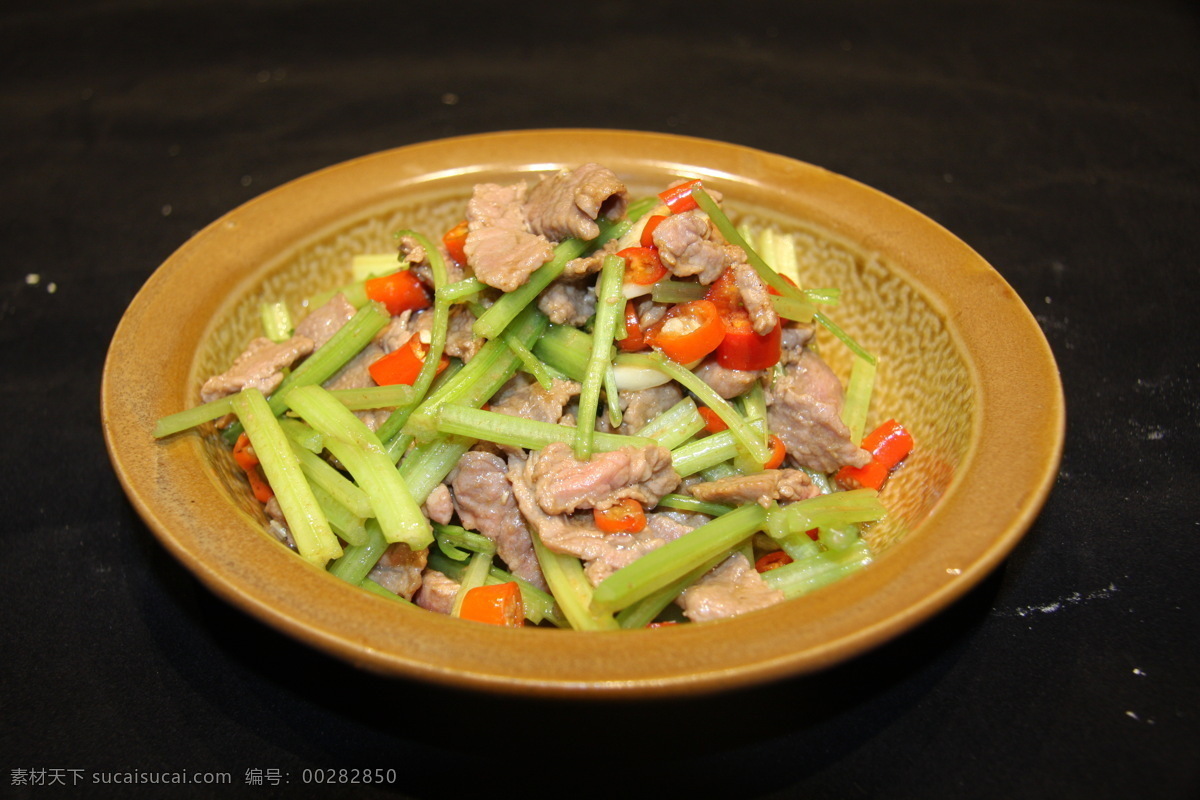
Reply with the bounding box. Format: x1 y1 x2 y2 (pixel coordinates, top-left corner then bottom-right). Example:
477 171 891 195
102 128 1065 697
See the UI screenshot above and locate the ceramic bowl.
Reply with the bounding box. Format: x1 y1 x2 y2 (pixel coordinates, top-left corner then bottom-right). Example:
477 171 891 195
102 129 1064 697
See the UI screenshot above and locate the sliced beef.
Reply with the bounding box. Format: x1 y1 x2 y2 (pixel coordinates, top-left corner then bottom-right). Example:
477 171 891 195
677 552 785 622
507 456 695 585
398 233 465 289
444 305 483 363
450 451 548 591
731 262 779 335
489 376 581 425
766 348 871 473
563 237 620 278
778 324 816 365
367 543 429 601
538 279 595 326
693 357 761 399
525 163 629 242
413 569 459 614
688 469 820 508
322 339 389 430
618 383 684 435
464 182 554 292
421 483 455 525
200 335 314 403
651 210 738 285
528 441 680 515
294 293 357 349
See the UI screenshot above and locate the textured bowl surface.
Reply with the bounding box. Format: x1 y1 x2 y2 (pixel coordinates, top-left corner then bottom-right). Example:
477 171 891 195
102 129 1064 697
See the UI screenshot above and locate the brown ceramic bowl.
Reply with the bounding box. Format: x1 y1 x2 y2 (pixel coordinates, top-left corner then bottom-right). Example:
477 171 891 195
102 129 1064 697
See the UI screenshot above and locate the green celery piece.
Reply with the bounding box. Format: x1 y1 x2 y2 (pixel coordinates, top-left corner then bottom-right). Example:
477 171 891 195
841 354 877 445
760 539 873 600
310 481 368 547
529 525 619 631
328 519 387 585
767 488 886 539
451 550 496 617
814 310 876 366
153 395 234 438
623 352 771 465
260 300 294 342
396 435 473 504
651 280 707 304
770 293 817 323
591 503 767 612
436 405 656 453
436 277 487 303
574 254 626 461
655 493 735 518
267 302 390 417
616 549 730 629
285 438 373 519
426 550 565 627
230 389 342 566
433 523 497 557
504 332 555 390
284 384 432 550
532 323 593 380
633 397 706 450
472 238 588 340
671 430 739 477
327 384 418 411
351 253 400 281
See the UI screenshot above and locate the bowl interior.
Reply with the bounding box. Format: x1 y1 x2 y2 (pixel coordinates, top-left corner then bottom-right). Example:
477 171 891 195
104 130 1061 697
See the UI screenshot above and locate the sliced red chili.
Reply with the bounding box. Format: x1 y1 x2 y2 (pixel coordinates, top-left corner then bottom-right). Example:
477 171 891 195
618 246 667 286
658 179 703 213
645 299 725 364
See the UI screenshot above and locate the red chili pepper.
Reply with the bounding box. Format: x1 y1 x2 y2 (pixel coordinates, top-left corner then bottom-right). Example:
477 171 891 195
593 498 647 533
715 310 782 371
442 220 469 266
647 620 679 628
618 246 667 286
617 300 646 353
763 434 787 469
755 550 793 573
365 270 430 316
645 300 726 364
835 419 914 490
368 336 448 387
704 267 743 315
232 433 274 503
658 179 703 213
697 406 728 433
459 582 525 627
640 214 667 248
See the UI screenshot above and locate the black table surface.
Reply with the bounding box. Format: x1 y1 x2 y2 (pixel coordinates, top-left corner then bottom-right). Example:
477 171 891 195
4 1 1198 798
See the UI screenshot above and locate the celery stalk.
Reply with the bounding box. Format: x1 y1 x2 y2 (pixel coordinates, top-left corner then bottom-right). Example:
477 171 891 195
841 354 877 445
761 539 872 599
529 526 619 631
284 384 432 550
230 389 342 566
616 549 730 629
591 503 767 612
153 395 234 438
671 430 739 477
435 405 656 453
574 254 625 460
633 397 706 450
328 519 387 585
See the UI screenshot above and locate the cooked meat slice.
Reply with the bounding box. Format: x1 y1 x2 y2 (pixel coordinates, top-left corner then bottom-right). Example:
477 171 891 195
200 335 314 403
464 182 554 292
731 262 779 335
444 304 482 363
766 348 871 473
322 340 390 430
489 376 581 425
414 569 459 614
464 225 554 293
778 324 816 364
507 456 695 585
294 293 357 349
450 451 548 591
421 483 455 525
693 357 761 399
398 233 465 288
618 383 684 435
525 163 629 242
688 469 820 508
563 238 620 278
367 543 429 601
528 442 680 515
537 279 595 326
677 552 785 622
651 210 731 285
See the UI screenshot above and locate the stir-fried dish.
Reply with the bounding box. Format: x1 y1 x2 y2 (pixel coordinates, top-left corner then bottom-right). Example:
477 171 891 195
155 164 913 629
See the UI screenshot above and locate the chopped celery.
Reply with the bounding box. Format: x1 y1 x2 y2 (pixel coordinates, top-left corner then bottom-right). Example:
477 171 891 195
327 384 418 411
433 523 497 558
633 397 706 450
616 549 730 629
435 405 655 453
427 550 565 627
360 578 414 604
436 277 487 303
504 332 554 390
284 384 432 550
760 539 873 599
396 435 473 504
529 525 619 631
841 354 877 445
284 437 373 519
230 389 342 566
770 293 817 323
575 254 625 460
591 503 767 613
765 488 886 540
260 300 293 342
655 493 735 518
651 280 707 304
310 481 368 547
351 253 399 281
451 550 496 617
153 395 234 438
328 519 387 585
622 352 771 465
671 430 739 477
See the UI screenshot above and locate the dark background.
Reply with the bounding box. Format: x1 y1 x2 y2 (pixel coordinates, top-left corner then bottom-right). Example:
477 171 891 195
3 1 1198 798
